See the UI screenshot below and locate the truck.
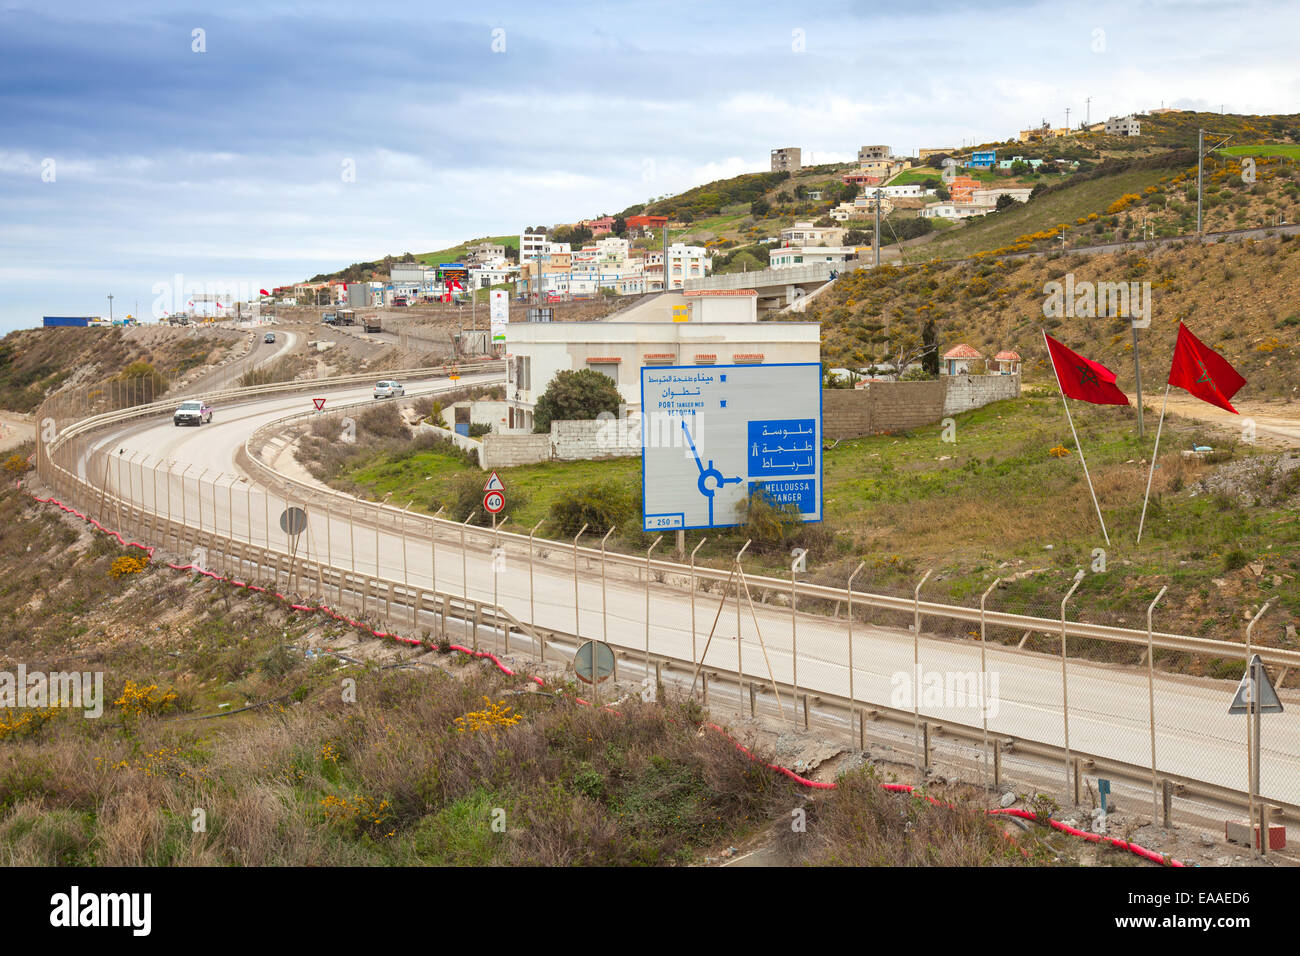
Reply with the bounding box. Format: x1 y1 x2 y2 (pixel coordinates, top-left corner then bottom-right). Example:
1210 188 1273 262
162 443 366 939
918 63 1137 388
363 314 383 333
335 309 356 326
322 311 337 324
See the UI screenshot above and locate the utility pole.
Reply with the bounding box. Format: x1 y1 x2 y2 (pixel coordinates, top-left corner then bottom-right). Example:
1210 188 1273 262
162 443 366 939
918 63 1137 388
1065 106 1071 131
1197 129 1204 235
873 189 882 267
1197 129 1234 236
107 294 114 323
1085 97 1091 127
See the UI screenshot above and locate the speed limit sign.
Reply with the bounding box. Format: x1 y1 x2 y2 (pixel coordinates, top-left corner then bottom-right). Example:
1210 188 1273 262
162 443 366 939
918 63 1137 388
483 490 504 514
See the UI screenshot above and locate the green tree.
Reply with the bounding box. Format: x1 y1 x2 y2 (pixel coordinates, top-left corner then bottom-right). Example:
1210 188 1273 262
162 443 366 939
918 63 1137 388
921 319 940 376
532 368 623 432
995 193 1018 211
750 198 771 217
613 217 627 236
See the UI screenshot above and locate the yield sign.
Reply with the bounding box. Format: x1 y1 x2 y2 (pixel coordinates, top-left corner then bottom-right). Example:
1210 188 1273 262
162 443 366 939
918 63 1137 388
483 471 505 493
313 398 326 411
1229 655 1284 714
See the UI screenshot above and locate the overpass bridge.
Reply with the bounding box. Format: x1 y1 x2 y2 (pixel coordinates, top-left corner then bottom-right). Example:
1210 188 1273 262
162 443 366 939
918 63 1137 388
684 262 840 315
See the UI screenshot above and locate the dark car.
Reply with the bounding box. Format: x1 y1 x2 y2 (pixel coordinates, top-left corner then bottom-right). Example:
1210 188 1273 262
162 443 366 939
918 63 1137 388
264 331 276 343
173 400 213 426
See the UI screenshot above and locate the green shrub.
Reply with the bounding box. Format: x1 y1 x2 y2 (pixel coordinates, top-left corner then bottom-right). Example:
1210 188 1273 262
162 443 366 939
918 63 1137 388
1222 549 1250 572
548 480 637 537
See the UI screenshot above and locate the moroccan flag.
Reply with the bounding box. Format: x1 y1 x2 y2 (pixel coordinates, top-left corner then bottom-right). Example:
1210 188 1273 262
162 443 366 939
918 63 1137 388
1044 332 1130 406
1167 322 1246 414
259 288 271 297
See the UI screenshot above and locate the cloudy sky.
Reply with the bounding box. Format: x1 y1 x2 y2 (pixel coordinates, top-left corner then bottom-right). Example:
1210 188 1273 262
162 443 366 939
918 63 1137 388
1 0 1296 332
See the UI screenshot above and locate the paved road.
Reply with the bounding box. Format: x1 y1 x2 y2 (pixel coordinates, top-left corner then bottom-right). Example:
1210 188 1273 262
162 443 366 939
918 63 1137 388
77 376 1300 808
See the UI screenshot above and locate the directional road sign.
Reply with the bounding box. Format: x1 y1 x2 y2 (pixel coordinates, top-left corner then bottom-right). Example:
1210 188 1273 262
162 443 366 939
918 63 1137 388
640 363 822 531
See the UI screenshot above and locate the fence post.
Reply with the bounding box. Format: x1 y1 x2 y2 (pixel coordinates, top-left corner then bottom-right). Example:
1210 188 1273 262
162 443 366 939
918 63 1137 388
1061 569 1085 802
600 525 614 659
571 523 588 645
494 515 509 653
847 561 865 731
912 569 932 778
430 505 444 597
1244 600 1273 855
461 510 476 645
735 540 751 719
1146 586 1168 826
528 518 544 659
645 535 663 692
980 577 1001 795
690 538 707 679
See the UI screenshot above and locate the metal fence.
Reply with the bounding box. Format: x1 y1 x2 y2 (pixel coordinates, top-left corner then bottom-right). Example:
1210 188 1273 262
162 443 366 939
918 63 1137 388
32 367 1299 853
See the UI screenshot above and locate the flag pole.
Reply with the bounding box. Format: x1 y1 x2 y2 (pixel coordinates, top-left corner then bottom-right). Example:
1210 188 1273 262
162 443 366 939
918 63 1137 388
1044 329 1111 546
1136 383 1171 544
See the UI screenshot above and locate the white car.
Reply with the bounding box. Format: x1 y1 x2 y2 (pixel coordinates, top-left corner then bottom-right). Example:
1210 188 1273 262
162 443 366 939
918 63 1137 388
173 400 213 426
373 380 405 399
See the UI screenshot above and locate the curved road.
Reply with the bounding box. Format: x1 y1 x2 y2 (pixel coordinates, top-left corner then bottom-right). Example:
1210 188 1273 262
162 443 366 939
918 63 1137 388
78 375 1300 812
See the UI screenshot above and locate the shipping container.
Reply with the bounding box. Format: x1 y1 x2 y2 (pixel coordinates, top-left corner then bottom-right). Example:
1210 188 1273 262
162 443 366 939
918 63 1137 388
42 316 93 328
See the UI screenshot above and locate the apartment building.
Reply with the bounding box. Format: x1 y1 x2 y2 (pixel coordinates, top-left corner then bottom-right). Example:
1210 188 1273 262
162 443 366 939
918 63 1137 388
1105 114 1142 136
771 147 802 172
520 227 550 262
857 145 892 163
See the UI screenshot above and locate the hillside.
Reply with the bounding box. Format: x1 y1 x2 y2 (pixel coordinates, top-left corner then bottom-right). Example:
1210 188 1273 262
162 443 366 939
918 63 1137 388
297 111 1300 286
0 326 240 413
808 233 1300 399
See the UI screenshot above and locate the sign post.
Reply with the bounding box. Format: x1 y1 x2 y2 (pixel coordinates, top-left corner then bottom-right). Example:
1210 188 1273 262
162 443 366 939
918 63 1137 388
482 471 505 528
1229 651 1283 852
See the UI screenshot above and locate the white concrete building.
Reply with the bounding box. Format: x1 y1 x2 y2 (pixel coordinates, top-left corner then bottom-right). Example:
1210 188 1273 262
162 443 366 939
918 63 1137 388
1105 114 1142 137
769 245 857 268
780 220 847 245
503 291 819 428
520 228 550 262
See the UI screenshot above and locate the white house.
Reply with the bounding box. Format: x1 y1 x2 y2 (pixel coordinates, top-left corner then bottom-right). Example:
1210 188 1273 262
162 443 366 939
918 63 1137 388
941 344 984 375
769 245 857 268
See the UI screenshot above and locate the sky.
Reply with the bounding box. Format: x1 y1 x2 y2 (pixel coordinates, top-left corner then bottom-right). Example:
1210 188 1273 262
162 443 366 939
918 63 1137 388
1 0 1298 332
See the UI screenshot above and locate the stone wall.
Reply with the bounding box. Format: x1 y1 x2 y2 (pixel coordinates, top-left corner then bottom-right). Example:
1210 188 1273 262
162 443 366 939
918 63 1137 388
480 432 550 469
943 373 1020 416
551 418 640 460
822 381 945 439
822 374 1019 440
475 415 642 469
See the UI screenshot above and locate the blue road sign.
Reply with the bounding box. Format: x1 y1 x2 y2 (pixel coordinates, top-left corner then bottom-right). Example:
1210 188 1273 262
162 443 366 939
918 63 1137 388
640 363 822 531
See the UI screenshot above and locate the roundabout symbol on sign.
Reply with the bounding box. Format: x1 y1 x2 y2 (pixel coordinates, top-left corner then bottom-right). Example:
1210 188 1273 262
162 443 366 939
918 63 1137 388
483 490 504 514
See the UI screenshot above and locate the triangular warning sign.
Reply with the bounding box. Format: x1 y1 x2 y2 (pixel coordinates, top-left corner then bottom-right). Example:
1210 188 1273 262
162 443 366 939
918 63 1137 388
483 471 505 493
313 398 326 411
1228 655 1284 714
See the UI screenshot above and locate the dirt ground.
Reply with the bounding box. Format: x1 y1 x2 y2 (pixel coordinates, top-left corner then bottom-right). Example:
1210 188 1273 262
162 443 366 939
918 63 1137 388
0 412 34 454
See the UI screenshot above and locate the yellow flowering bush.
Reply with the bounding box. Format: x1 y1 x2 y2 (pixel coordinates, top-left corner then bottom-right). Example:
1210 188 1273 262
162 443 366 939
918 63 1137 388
0 708 57 740
3 453 31 475
108 554 150 579
114 680 178 718
1049 445 1072 458
454 696 523 736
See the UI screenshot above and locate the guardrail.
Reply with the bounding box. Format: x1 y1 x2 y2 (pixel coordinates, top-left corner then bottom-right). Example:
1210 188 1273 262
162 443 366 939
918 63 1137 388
32 367 1300 826
239 404 1300 673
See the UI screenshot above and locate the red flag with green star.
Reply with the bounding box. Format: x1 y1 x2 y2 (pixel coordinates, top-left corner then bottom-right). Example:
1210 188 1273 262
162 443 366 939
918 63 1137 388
1167 322 1246 414
1043 332 1131 406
